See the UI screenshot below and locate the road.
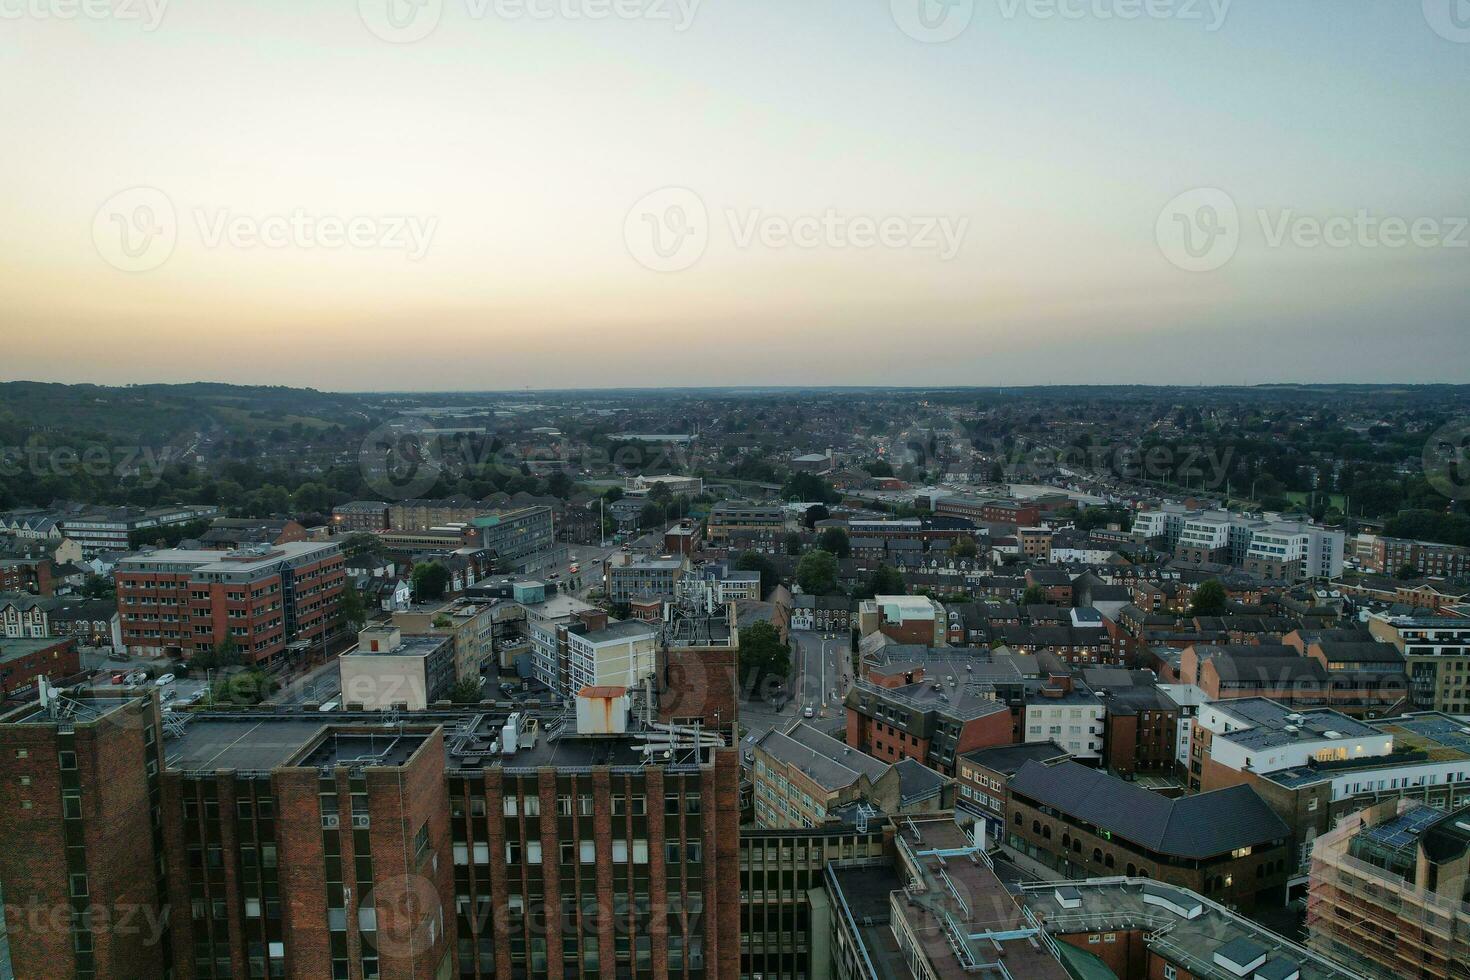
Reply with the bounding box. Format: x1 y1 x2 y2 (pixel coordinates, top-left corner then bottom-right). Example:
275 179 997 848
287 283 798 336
738 630 854 744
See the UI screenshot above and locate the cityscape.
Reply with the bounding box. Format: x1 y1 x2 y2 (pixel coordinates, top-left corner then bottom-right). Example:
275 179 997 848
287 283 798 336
4 1 1470 979
0 385 1467 980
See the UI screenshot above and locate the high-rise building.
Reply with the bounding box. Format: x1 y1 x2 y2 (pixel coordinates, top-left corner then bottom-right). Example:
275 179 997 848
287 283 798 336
0 680 740 980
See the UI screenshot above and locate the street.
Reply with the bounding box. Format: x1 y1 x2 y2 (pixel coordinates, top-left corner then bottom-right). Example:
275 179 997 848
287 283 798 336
738 629 854 743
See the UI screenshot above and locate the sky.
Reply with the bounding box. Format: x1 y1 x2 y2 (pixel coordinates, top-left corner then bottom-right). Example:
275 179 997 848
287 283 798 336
1 0 1467 391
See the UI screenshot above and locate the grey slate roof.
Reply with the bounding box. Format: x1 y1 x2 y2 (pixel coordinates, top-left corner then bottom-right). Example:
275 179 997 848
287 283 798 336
1008 760 1289 859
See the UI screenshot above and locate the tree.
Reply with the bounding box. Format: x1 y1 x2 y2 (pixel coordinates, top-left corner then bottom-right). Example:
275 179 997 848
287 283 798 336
953 535 977 559
1397 563 1420 581
854 564 905 601
738 620 790 693
647 481 673 503
341 532 385 560
781 472 837 504
339 584 367 631
796 549 840 596
638 501 665 529
1189 579 1228 617
802 504 829 528
735 551 779 597
868 459 894 477
450 678 484 704
783 531 803 556
209 669 279 706
1021 584 1048 606
603 486 624 503
291 482 335 514
817 527 851 559
546 472 574 499
411 562 450 602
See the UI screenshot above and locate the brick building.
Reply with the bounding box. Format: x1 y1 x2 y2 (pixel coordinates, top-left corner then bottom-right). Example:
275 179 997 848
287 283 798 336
115 542 345 665
0 681 741 980
1006 759 1293 910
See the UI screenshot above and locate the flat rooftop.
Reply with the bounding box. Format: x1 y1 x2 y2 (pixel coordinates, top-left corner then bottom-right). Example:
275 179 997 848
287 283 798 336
164 707 717 776
117 541 335 573
1211 697 1377 751
1019 878 1363 980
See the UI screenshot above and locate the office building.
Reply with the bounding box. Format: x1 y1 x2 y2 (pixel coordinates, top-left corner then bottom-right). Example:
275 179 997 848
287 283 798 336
115 542 345 665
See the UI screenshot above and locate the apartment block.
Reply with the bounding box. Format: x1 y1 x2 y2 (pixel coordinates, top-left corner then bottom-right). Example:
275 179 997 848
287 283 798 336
1369 614 1470 713
1308 798 1470 980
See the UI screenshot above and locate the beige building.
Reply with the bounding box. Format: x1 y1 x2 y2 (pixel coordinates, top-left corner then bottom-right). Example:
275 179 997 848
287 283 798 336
339 625 456 710
1309 798 1470 979
393 597 496 683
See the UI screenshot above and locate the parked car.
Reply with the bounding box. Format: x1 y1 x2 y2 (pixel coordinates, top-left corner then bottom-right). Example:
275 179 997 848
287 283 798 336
155 673 176 687
803 706 815 719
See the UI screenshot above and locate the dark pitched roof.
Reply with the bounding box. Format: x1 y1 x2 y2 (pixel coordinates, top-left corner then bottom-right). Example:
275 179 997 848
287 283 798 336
1008 760 1289 859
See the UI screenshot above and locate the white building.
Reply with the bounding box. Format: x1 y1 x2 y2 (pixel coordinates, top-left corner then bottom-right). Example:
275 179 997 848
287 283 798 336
566 620 658 696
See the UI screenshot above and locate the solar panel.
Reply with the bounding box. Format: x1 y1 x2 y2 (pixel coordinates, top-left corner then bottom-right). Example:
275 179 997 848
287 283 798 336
1363 807 1442 850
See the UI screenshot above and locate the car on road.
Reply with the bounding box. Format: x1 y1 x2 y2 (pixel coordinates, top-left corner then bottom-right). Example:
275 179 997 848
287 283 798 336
155 673 176 687
803 706 814 718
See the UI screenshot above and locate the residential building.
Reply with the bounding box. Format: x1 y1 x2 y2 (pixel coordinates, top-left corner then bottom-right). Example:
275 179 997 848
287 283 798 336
956 740 1070 838
790 594 852 633
0 556 53 596
470 505 557 573
1006 759 1293 909
197 518 306 550
115 541 345 665
844 671 1012 776
1189 697 1470 874
1023 673 1106 763
331 499 390 532
1369 614 1470 713
1362 534 1470 579
1308 798 1470 980
0 593 116 646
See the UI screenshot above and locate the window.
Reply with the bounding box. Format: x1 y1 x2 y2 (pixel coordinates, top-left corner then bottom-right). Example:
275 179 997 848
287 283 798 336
526 841 542 864
523 795 540 817
580 841 596 864
58 751 77 771
504 797 518 817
